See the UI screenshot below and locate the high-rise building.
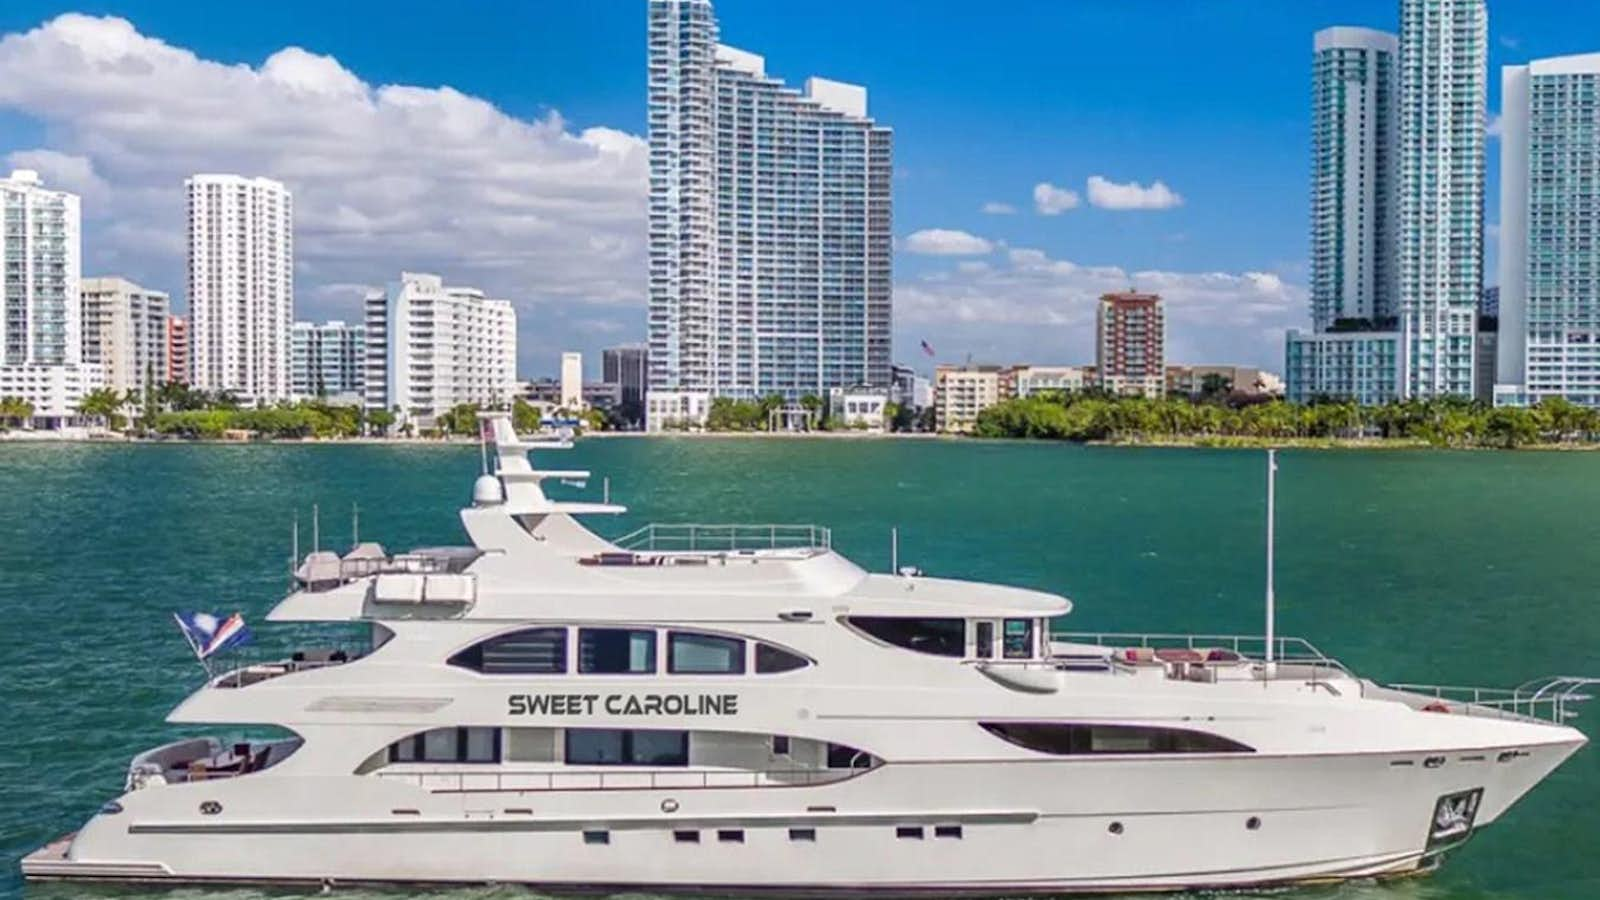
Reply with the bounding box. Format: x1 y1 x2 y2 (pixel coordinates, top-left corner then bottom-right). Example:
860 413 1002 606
646 0 892 427
1095 292 1166 398
560 351 583 410
80 277 169 396
1396 0 1487 398
185 174 293 403
602 344 649 408
0 169 92 427
291 320 365 401
1496 54 1600 407
364 272 516 428
165 316 189 385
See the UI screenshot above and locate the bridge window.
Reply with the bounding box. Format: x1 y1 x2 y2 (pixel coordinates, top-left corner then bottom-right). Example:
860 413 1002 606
450 627 567 674
981 722 1254 755
565 728 689 766
849 617 965 657
669 631 746 674
1002 619 1034 659
579 628 656 674
388 727 502 764
755 642 810 673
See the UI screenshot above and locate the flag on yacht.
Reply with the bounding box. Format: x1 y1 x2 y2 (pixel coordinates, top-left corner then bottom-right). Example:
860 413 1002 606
173 611 252 660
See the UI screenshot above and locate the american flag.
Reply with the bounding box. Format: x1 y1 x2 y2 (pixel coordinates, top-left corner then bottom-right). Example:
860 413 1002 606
920 339 936 357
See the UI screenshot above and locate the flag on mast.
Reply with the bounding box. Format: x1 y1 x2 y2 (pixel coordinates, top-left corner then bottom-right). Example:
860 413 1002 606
173 611 252 660
920 339 936 357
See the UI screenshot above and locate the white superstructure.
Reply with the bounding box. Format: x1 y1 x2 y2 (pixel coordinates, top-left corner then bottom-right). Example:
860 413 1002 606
0 169 92 427
363 272 517 429
185 174 294 403
81 277 170 395
24 418 1593 892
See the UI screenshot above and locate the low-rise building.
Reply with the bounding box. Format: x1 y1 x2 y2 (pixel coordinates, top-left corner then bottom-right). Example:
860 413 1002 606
646 390 712 432
1284 329 1401 405
827 386 888 432
890 364 933 411
935 365 1002 433
1007 364 1092 398
1165 365 1284 398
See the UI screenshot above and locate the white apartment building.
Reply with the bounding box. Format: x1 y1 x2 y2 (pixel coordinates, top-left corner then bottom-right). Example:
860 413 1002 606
647 0 893 415
560 352 583 410
645 390 712 432
935 366 1002 434
80 277 169 396
0 169 93 427
364 272 516 428
291 320 365 403
827 385 888 432
1008 365 1092 398
186 174 293 403
1496 54 1600 408
1396 0 1486 399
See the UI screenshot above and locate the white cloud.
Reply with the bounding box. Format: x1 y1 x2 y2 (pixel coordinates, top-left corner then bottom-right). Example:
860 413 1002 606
0 14 648 372
904 228 994 256
980 201 1016 215
894 248 1303 369
1032 182 1081 215
1086 175 1184 211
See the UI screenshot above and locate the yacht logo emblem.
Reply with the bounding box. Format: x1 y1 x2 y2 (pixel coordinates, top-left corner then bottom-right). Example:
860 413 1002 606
508 692 739 717
1427 788 1483 850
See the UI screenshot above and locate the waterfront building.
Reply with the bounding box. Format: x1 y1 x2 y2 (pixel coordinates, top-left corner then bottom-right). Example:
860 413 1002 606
363 272 516 428
1285 330 1401 405
645 390 712 431
1165 365 1284 399
827 386 888 432
646 0 893 420
80 277 169 396
164 316 189 386
583 382 621 410
934 365 1002 434
889 364 933 411
1496 54 1600 408
0 169 92 428
560 352 583 410
1095 292 1165 398
1396 0 1486 399
291 320 365 402
185 174 293 403
602 344 649 408
1007 365 1092 398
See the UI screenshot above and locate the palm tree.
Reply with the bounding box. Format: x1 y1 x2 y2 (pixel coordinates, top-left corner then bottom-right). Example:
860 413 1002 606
0 395 33 429
76 387 127 430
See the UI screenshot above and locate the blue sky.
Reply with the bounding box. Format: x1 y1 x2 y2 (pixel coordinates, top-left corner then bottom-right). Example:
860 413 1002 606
0 1 1582 375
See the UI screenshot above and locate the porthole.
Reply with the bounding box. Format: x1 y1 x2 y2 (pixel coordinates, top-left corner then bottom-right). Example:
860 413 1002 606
198 800 222 816
583 830 610 845
661 798 680 813
1108 821 1124 835
673 830 699 844
1246 816 1262 831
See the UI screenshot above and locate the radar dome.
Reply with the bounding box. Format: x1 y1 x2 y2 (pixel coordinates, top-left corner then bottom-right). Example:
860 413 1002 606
472 474 504 506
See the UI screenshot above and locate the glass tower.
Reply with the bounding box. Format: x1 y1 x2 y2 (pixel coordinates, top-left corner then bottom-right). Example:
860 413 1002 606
647 0 892 408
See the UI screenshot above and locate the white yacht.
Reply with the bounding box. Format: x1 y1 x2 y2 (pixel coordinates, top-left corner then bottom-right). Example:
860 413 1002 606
24 413 1597 893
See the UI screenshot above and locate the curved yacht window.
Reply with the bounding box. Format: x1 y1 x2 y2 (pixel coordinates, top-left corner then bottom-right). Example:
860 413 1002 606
579 628 656 674
668 631 747 674
981 722 1254 755
449 627 568 674
848 617 965 657
388 726 502 763
754 642 810 674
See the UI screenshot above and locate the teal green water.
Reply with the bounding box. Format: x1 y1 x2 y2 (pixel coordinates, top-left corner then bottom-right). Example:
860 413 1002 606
3 439 1600 900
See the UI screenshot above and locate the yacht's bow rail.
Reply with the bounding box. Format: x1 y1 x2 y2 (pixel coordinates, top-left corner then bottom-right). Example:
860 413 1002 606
1060 631 1352 676
1382 677 1600 724
612 523 832 555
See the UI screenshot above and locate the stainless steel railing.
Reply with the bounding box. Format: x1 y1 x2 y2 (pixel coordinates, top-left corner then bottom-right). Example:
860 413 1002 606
1384 677 1600 724
375 766 866 793
612 523 832 554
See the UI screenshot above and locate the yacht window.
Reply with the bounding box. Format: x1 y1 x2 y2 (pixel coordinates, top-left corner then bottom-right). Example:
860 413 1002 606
1003 619 1034 659
579 628 656 674
669 631 746 674
463 727 498 763
754 642 810 674
450 627 567 674
423 728 459 761
849 617 965 657
981 722 1254 755
565 729 689 766
826 742 874 769
387 727 502 764
974 621 995 659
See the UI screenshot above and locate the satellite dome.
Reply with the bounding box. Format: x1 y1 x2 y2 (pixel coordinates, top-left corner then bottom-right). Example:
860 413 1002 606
472 474 504 506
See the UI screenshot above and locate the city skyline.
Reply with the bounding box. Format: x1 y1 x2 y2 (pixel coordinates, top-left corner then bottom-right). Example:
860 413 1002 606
0 1 1591 376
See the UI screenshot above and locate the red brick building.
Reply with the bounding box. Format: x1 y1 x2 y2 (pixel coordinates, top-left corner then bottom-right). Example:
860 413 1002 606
1095 291 1165 397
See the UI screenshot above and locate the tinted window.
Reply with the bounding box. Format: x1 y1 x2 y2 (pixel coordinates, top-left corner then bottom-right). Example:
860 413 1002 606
1003 619 1034 659
826 742 873 769
579 628 656 674
387 727 502 764
981 722 1254 755
565 729 689 766
450 627 567 674
849 617 965 657
974 621 994 659
669 631 746 674
755 642 810 674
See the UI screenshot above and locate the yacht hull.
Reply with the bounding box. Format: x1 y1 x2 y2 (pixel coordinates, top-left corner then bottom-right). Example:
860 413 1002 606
25 737 1581 895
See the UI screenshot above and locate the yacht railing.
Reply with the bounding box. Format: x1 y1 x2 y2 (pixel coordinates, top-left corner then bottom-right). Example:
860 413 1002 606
376 765 866 793
209 643 366 688
1061 632 1347 669
612 523 832 554
1383 677 1600 725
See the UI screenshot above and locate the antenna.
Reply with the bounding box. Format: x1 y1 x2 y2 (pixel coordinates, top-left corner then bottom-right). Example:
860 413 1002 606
352 502 360 548
1264 449 1277 667
891 527 899 573
291 515 299 579
312 503 320 554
